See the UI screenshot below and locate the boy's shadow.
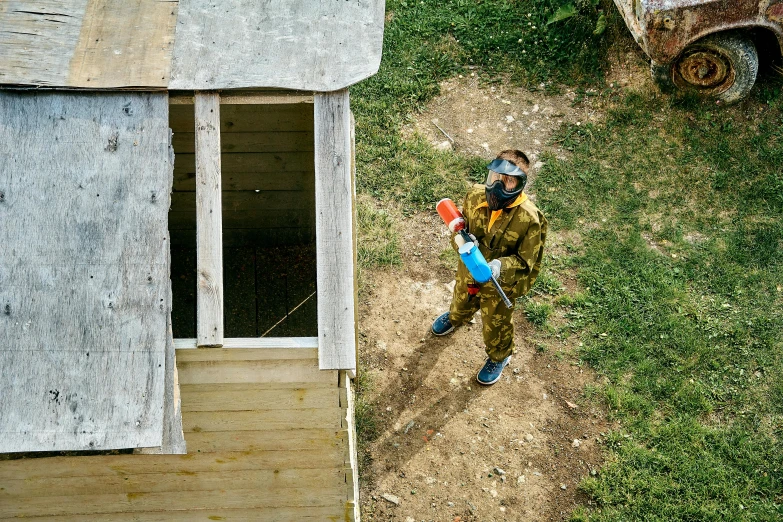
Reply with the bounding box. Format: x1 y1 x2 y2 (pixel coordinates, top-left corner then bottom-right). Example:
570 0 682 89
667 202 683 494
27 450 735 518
368 325 488 473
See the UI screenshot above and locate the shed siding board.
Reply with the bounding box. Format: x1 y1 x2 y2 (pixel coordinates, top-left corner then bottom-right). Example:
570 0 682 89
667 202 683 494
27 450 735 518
0 92 172 452
314 90 356 370
0 0 89 86
0 0 177 88
169 0 385 91
194 92 223 346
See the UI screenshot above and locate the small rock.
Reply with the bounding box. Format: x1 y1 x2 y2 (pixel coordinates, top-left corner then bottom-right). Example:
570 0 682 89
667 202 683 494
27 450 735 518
512 367 520 374
524 434 534 442
572 439 581 448
533 160 544 170
386 406 392 412
565 400 578 409
467 128 474 134
517 475 526 485
425 477 436 485
404 421 415 434
493 467 506 476
382 493 401 505
447 501 455 507
505 115 515 123
405 518 415 522
490 489 498 497
436 140 452 151
560 483 567 490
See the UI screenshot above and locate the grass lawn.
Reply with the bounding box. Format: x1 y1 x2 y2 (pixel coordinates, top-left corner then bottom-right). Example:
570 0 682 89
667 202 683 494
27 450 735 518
352 0 783 519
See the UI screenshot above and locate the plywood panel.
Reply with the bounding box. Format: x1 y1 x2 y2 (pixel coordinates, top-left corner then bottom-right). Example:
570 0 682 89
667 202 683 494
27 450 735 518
169 0 385 91
314 90 357 371
0 91 172 452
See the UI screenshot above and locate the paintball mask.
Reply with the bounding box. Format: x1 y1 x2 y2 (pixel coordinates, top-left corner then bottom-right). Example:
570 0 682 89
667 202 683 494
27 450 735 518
485 158 527 210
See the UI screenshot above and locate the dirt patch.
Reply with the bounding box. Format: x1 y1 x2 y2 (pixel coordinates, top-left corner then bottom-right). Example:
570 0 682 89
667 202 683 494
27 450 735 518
404 75 605 173
358 211 612 521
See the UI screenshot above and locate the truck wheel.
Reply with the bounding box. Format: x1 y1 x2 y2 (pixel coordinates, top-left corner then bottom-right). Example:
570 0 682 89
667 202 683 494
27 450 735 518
651 32 758 104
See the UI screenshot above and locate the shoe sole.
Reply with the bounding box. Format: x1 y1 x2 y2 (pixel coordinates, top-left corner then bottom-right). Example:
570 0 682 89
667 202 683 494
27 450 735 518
476 358 510 385
431 324 455 336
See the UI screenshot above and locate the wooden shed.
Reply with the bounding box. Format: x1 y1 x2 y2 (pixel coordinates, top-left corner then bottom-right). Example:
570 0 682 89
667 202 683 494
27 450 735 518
0 1 384 520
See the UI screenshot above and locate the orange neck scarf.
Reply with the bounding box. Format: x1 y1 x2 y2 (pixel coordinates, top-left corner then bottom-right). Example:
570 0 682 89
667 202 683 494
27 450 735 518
477 193 528 231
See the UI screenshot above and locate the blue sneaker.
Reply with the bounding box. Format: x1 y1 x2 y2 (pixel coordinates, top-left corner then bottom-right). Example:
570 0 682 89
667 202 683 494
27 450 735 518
476 356 511 385
431 312 455 336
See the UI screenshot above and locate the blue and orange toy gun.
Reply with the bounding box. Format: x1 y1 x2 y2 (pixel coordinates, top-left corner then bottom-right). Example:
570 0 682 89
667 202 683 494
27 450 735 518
437 198 513 308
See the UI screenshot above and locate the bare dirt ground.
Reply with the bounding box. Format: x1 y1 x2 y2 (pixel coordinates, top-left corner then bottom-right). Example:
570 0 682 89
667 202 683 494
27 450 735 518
357 47 651 521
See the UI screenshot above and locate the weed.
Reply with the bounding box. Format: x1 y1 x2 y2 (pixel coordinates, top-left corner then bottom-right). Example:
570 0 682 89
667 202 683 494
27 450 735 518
532 271 564 296
525 301 553 327
357 198 402 269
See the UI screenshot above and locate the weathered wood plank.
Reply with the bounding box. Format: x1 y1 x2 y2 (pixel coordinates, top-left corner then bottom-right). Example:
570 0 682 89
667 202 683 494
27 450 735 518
0 487 347 518
0 446 348 479
177 360 337 385
180 386 339 411
184 428 346 453
172 190 311 211
174 151 315 175
175 347 317 360
0 1 89 86
0 91 172 452
67 0 178 88
169 0 385 91
172 131 314 154
168 209 312 231
7 506 349 522
169 104 314 133
194 92 223 347
182 408 344 432
0 468 343 497
314 90 357 371
173 170 314 192
0 0 177 88
173 338 318 350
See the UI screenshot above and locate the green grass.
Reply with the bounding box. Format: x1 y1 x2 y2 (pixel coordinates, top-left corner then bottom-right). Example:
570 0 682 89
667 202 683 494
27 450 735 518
352 0 611 211
357 198 403 270
352 1 783 519
537 92 783 519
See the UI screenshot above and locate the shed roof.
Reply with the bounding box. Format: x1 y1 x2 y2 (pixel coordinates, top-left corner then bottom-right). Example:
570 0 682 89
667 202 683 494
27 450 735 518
0 0 385 92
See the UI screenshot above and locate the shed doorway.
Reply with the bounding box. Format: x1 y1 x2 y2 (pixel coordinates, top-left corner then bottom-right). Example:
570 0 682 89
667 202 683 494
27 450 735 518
168 99 317 339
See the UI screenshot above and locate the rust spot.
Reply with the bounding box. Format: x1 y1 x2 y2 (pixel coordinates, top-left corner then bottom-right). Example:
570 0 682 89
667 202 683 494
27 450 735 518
768 3 783 22
126 492 145 501
208 516 225 521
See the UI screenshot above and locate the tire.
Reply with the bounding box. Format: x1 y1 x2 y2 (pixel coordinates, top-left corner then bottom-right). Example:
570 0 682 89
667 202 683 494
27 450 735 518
650 32 758 105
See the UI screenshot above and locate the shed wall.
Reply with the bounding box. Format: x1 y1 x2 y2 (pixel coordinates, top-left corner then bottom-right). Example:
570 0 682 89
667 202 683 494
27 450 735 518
0 91 173 452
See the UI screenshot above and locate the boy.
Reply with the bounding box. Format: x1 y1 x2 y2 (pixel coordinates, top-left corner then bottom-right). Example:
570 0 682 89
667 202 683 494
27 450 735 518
432 150 547 385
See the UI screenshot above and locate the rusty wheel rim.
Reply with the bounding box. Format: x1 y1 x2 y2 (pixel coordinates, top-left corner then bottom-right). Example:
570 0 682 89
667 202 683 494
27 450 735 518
674 49 734 93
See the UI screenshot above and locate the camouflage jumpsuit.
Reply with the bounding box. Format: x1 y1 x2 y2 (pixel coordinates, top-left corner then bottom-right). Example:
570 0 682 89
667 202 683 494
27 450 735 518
449 185 547 362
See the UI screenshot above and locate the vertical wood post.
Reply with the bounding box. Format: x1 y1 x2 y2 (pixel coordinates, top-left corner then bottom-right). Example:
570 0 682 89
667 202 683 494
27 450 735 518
195 92 224 347
314 90 356 371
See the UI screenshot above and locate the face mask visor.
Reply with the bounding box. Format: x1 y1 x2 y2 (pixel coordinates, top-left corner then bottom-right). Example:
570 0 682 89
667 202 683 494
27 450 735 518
485 159 525 192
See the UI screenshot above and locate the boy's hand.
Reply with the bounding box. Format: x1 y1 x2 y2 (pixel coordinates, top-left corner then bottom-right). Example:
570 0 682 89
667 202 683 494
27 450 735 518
488 259 501 280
